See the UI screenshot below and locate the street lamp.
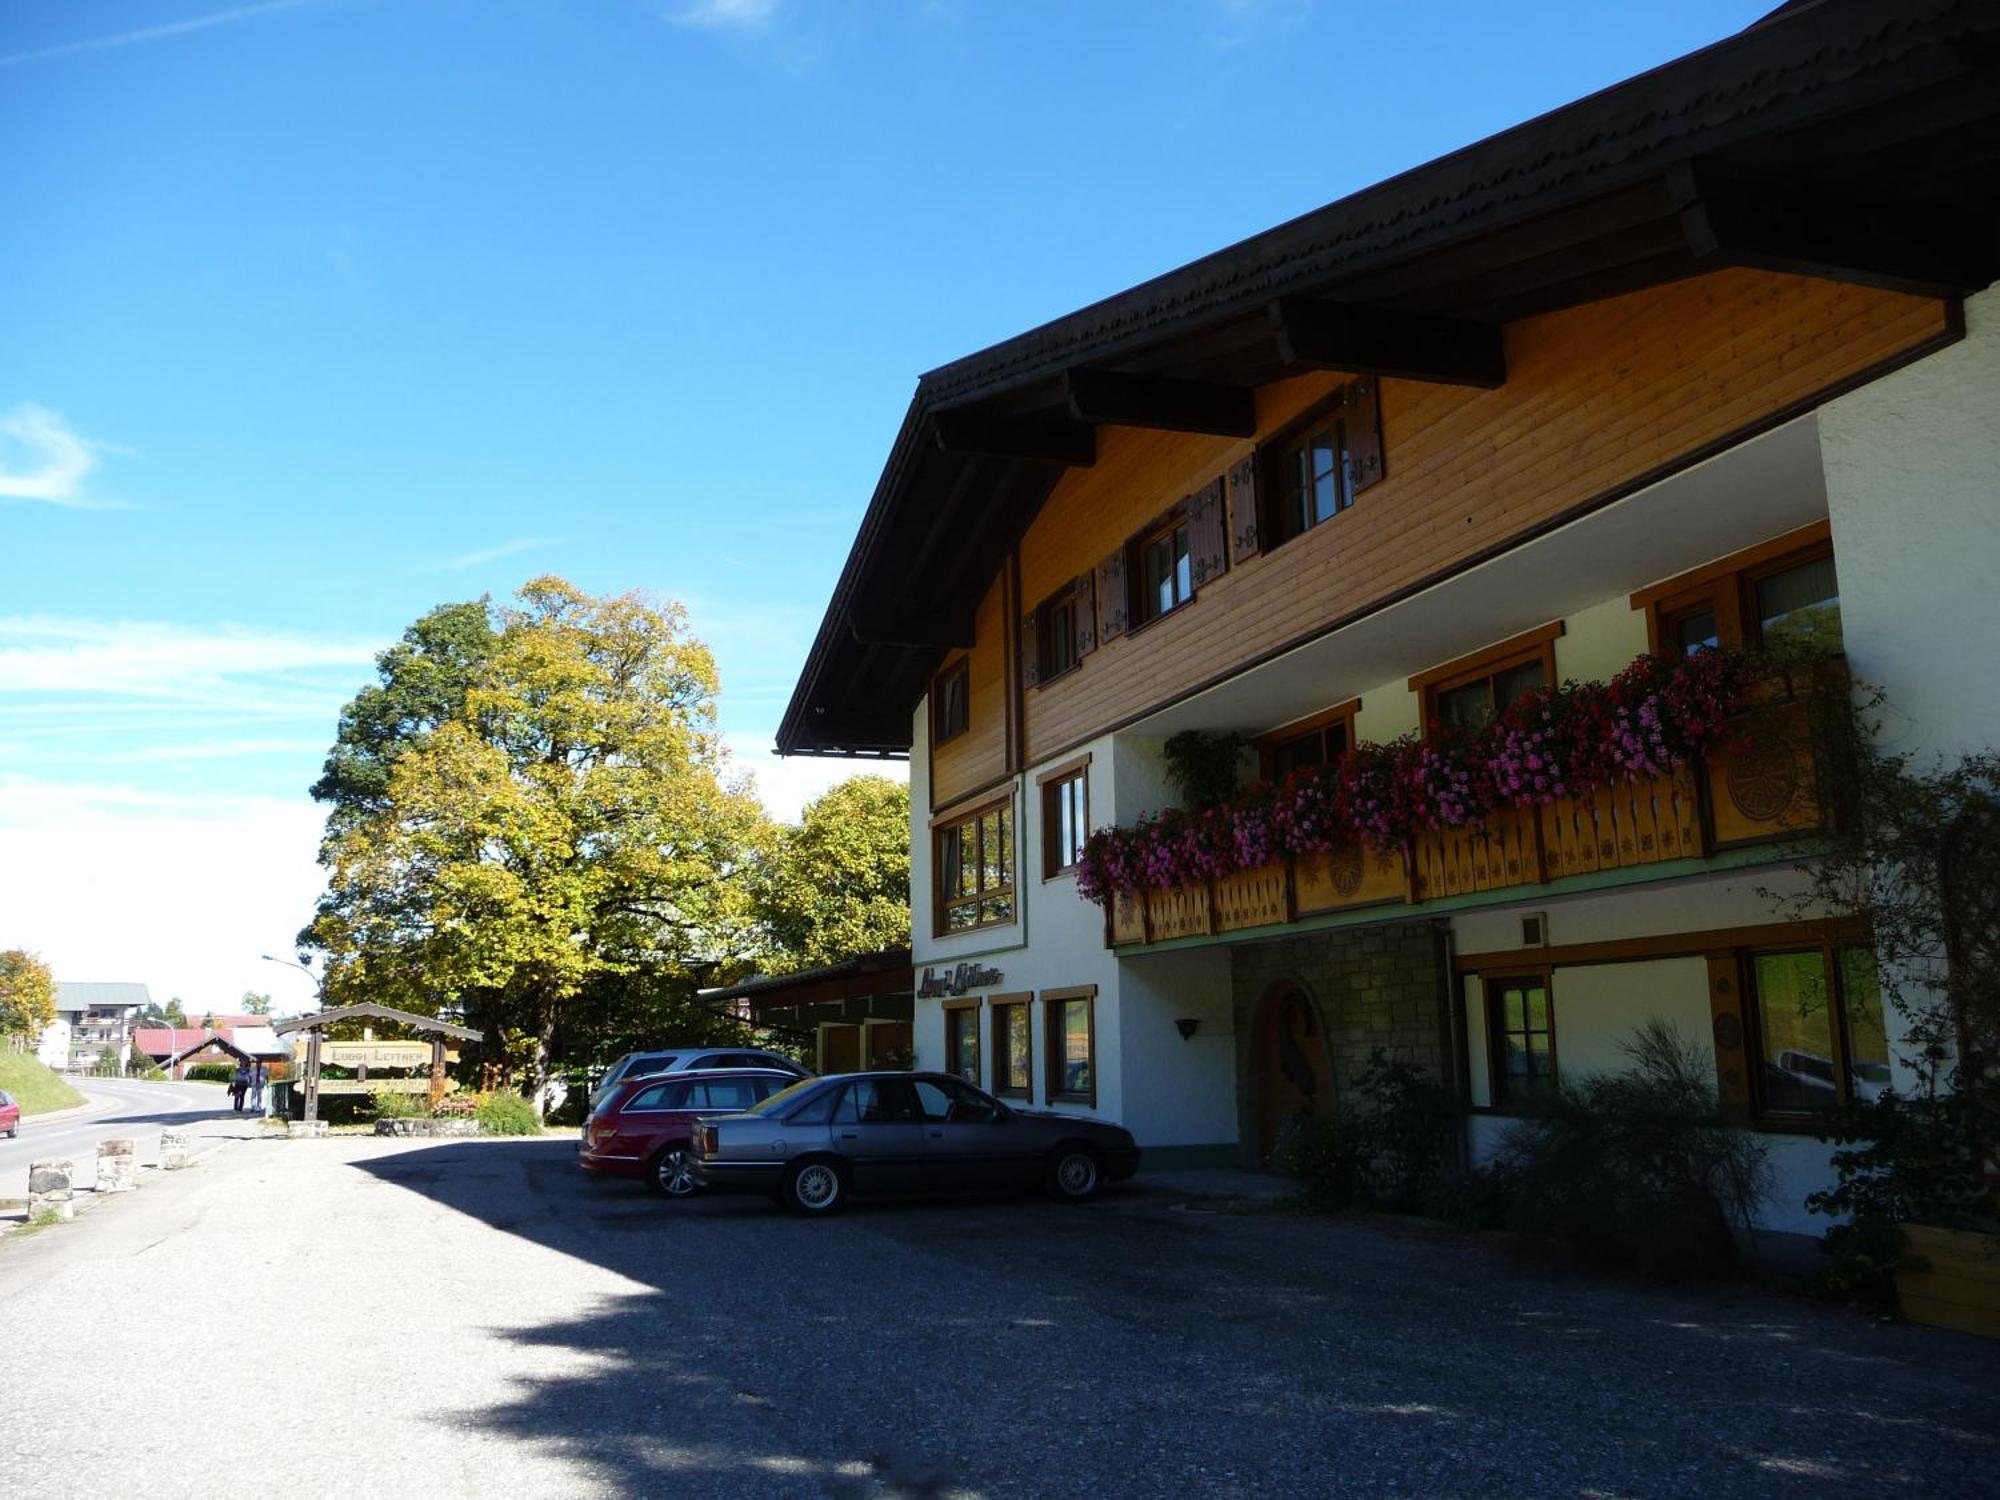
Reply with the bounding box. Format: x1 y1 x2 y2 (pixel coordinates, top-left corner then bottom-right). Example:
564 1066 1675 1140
260 954 329 1127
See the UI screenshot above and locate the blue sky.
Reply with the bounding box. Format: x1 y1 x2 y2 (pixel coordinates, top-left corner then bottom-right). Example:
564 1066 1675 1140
0 0 1771 1007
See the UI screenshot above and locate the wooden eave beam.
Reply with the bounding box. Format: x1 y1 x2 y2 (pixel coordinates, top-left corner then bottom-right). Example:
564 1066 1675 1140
1062 366 1257 437
932 408 1096 468
1270 297 1508 388
846 608 975 650
800 709 913 751
1676 161 1999 299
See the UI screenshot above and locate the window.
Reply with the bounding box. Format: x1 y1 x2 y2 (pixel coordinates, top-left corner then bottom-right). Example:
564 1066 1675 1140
944 1002 981 1086
1040 761 1088 878
837 1078 921 1123
1435 658 1547 734
1132 511 1191 627
932 659 969 744
1487 976 1556 1105
915 1076 1001 1123
1746 945 1887 1118
1032 577 1096 682
934 797 1014 934
991 997 1032 1099
779 1083 841 1124
623 1081 690 1112
1412 627 1560 737
685 1078 766 1111
1632 524 1840 658
1277 410 1350 542
1257 703 1357 781
1044 988 1096 1106
1752 554 1842 652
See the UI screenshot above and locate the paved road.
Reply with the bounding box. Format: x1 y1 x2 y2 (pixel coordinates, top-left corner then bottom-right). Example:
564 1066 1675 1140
1 1133 1994 1499
0 1077 244 1191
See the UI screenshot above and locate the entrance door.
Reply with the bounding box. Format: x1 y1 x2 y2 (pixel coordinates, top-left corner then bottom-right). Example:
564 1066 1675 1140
1257 987 1331 1165
821 1024 861 1074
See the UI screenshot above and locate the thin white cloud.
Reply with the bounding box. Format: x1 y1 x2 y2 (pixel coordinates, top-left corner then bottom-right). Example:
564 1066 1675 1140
723 732 905 823
4 737 329 767
0 403 129 509
0 775 329 1009
670 0 782 32
0 616 379 702
0 0 332 68
429 536 556 572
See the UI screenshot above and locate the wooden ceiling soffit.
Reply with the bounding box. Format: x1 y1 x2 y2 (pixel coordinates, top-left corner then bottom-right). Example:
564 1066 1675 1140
847 607 975 649
932 408 1096 467
1269 297 1508 388
801 708 912 750
1062 366 1257 437
1675 160 1998 300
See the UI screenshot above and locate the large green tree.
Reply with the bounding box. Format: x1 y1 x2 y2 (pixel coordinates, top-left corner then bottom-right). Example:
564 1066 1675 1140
0 949 56 1040
305 577 768 1102
241 991 273 1016
752 775 910 972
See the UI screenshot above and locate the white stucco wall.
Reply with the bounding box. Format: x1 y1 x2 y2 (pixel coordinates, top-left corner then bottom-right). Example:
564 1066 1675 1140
1118 947 1238 1148
1553 596 1651 686
1819 286 2000 761
36 1017 71 1070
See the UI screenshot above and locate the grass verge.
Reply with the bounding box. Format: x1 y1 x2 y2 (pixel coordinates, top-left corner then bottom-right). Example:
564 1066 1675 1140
0 1050 87 1115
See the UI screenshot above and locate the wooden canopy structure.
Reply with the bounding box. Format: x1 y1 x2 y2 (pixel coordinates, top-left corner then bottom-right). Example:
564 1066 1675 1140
274 1004 483 1123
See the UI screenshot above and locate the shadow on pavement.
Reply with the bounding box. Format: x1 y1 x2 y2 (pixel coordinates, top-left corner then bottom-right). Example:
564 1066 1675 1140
358 1138 2000 1500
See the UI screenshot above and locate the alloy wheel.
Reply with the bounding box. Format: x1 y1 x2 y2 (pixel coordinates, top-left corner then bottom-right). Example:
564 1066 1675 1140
656 1147 698 1197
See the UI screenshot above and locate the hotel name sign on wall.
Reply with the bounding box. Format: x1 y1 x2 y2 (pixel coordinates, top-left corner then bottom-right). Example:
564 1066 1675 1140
917 964 1004 999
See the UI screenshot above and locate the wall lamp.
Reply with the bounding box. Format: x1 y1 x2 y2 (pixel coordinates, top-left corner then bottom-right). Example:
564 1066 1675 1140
1175 1018 1200 1041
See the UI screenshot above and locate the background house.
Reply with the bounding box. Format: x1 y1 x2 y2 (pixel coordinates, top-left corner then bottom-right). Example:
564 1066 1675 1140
46 982 149 1073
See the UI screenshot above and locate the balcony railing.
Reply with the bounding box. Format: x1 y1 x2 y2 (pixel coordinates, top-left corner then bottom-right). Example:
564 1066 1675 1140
1106 699 1822 948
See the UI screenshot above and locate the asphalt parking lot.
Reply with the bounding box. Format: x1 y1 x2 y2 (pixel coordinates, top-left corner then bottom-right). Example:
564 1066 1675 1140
3 1134 1995 1499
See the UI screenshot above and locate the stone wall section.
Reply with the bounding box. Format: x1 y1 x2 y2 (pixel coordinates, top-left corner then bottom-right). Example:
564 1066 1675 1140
1229 918 1453 1165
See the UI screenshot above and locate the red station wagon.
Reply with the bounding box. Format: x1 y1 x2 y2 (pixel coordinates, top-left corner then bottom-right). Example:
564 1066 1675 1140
580 1067 797 1196
0 1088 19 1138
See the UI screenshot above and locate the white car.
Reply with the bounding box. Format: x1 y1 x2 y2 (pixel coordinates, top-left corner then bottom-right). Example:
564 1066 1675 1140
589 1047 809 1110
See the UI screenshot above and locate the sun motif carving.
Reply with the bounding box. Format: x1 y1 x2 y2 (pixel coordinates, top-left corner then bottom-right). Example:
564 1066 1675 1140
1727 737 1800 821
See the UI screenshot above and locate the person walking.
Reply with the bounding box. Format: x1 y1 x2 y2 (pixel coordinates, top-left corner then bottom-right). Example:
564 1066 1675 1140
249 1064 266 1114
230 1063 249 1113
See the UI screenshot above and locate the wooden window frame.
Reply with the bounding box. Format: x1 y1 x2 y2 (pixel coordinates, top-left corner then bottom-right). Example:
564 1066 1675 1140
1034 579 1087 685
1037 755 1091 880
931 657 970 746
942 997 983 1088
1261 392 1353 550
1483 969 1557 1110
1126 505 1193 633
1410 622 1564 739
1042 985 1098 1108
1739 940 1884 1131
1256 699 1359 781
930 793 1017 939
1631 521 1833 654
988 992 1033 1101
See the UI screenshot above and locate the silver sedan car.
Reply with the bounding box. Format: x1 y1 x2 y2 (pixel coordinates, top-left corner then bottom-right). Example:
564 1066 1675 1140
690 1071 1141 1215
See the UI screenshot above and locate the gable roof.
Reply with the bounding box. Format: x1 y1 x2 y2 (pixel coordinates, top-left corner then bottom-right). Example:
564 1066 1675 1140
778 0 2000 757
55 982 151 1013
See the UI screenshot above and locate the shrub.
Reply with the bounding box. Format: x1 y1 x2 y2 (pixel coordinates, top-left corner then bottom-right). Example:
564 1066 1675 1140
475 1091 542 1136
1271 1051 1458 1214
185 1063 236 1083
1483 1020 1770 1279
369 1088 427 1120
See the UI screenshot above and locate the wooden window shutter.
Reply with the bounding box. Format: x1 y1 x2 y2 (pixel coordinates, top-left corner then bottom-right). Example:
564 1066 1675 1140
1226 456 1260 563
1345 377 1385 496
1187 477 1227 588
1072 572 1097 658
1095 550 1128 643
1020 608 1041 689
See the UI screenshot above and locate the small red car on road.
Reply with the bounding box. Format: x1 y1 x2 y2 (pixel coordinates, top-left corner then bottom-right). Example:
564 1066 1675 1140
0 1088 19 1138
580 1068 797 1196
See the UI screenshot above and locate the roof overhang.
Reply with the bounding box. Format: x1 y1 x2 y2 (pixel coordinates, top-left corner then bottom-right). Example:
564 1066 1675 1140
778 0 2000 757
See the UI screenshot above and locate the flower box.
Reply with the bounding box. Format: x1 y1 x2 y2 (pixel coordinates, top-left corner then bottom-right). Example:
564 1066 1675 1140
1898 1224 2000 1339
1108 890 1147 946
1294 844 1406 915
1214 864 1291 932
1541 767 1704 878
1706 699 1822 846
1145 883 1213 942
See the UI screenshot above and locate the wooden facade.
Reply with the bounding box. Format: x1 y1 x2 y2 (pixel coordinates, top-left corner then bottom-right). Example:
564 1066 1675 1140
1012 270 1948 766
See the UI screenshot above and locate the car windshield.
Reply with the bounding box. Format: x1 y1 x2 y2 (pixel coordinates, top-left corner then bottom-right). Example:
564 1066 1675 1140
746 1077 825 1117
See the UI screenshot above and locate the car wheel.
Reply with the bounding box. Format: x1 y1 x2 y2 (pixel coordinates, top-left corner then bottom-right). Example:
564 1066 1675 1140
1046 1144 1102 1203
782 1158 846 1216
649 1144 700 1198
